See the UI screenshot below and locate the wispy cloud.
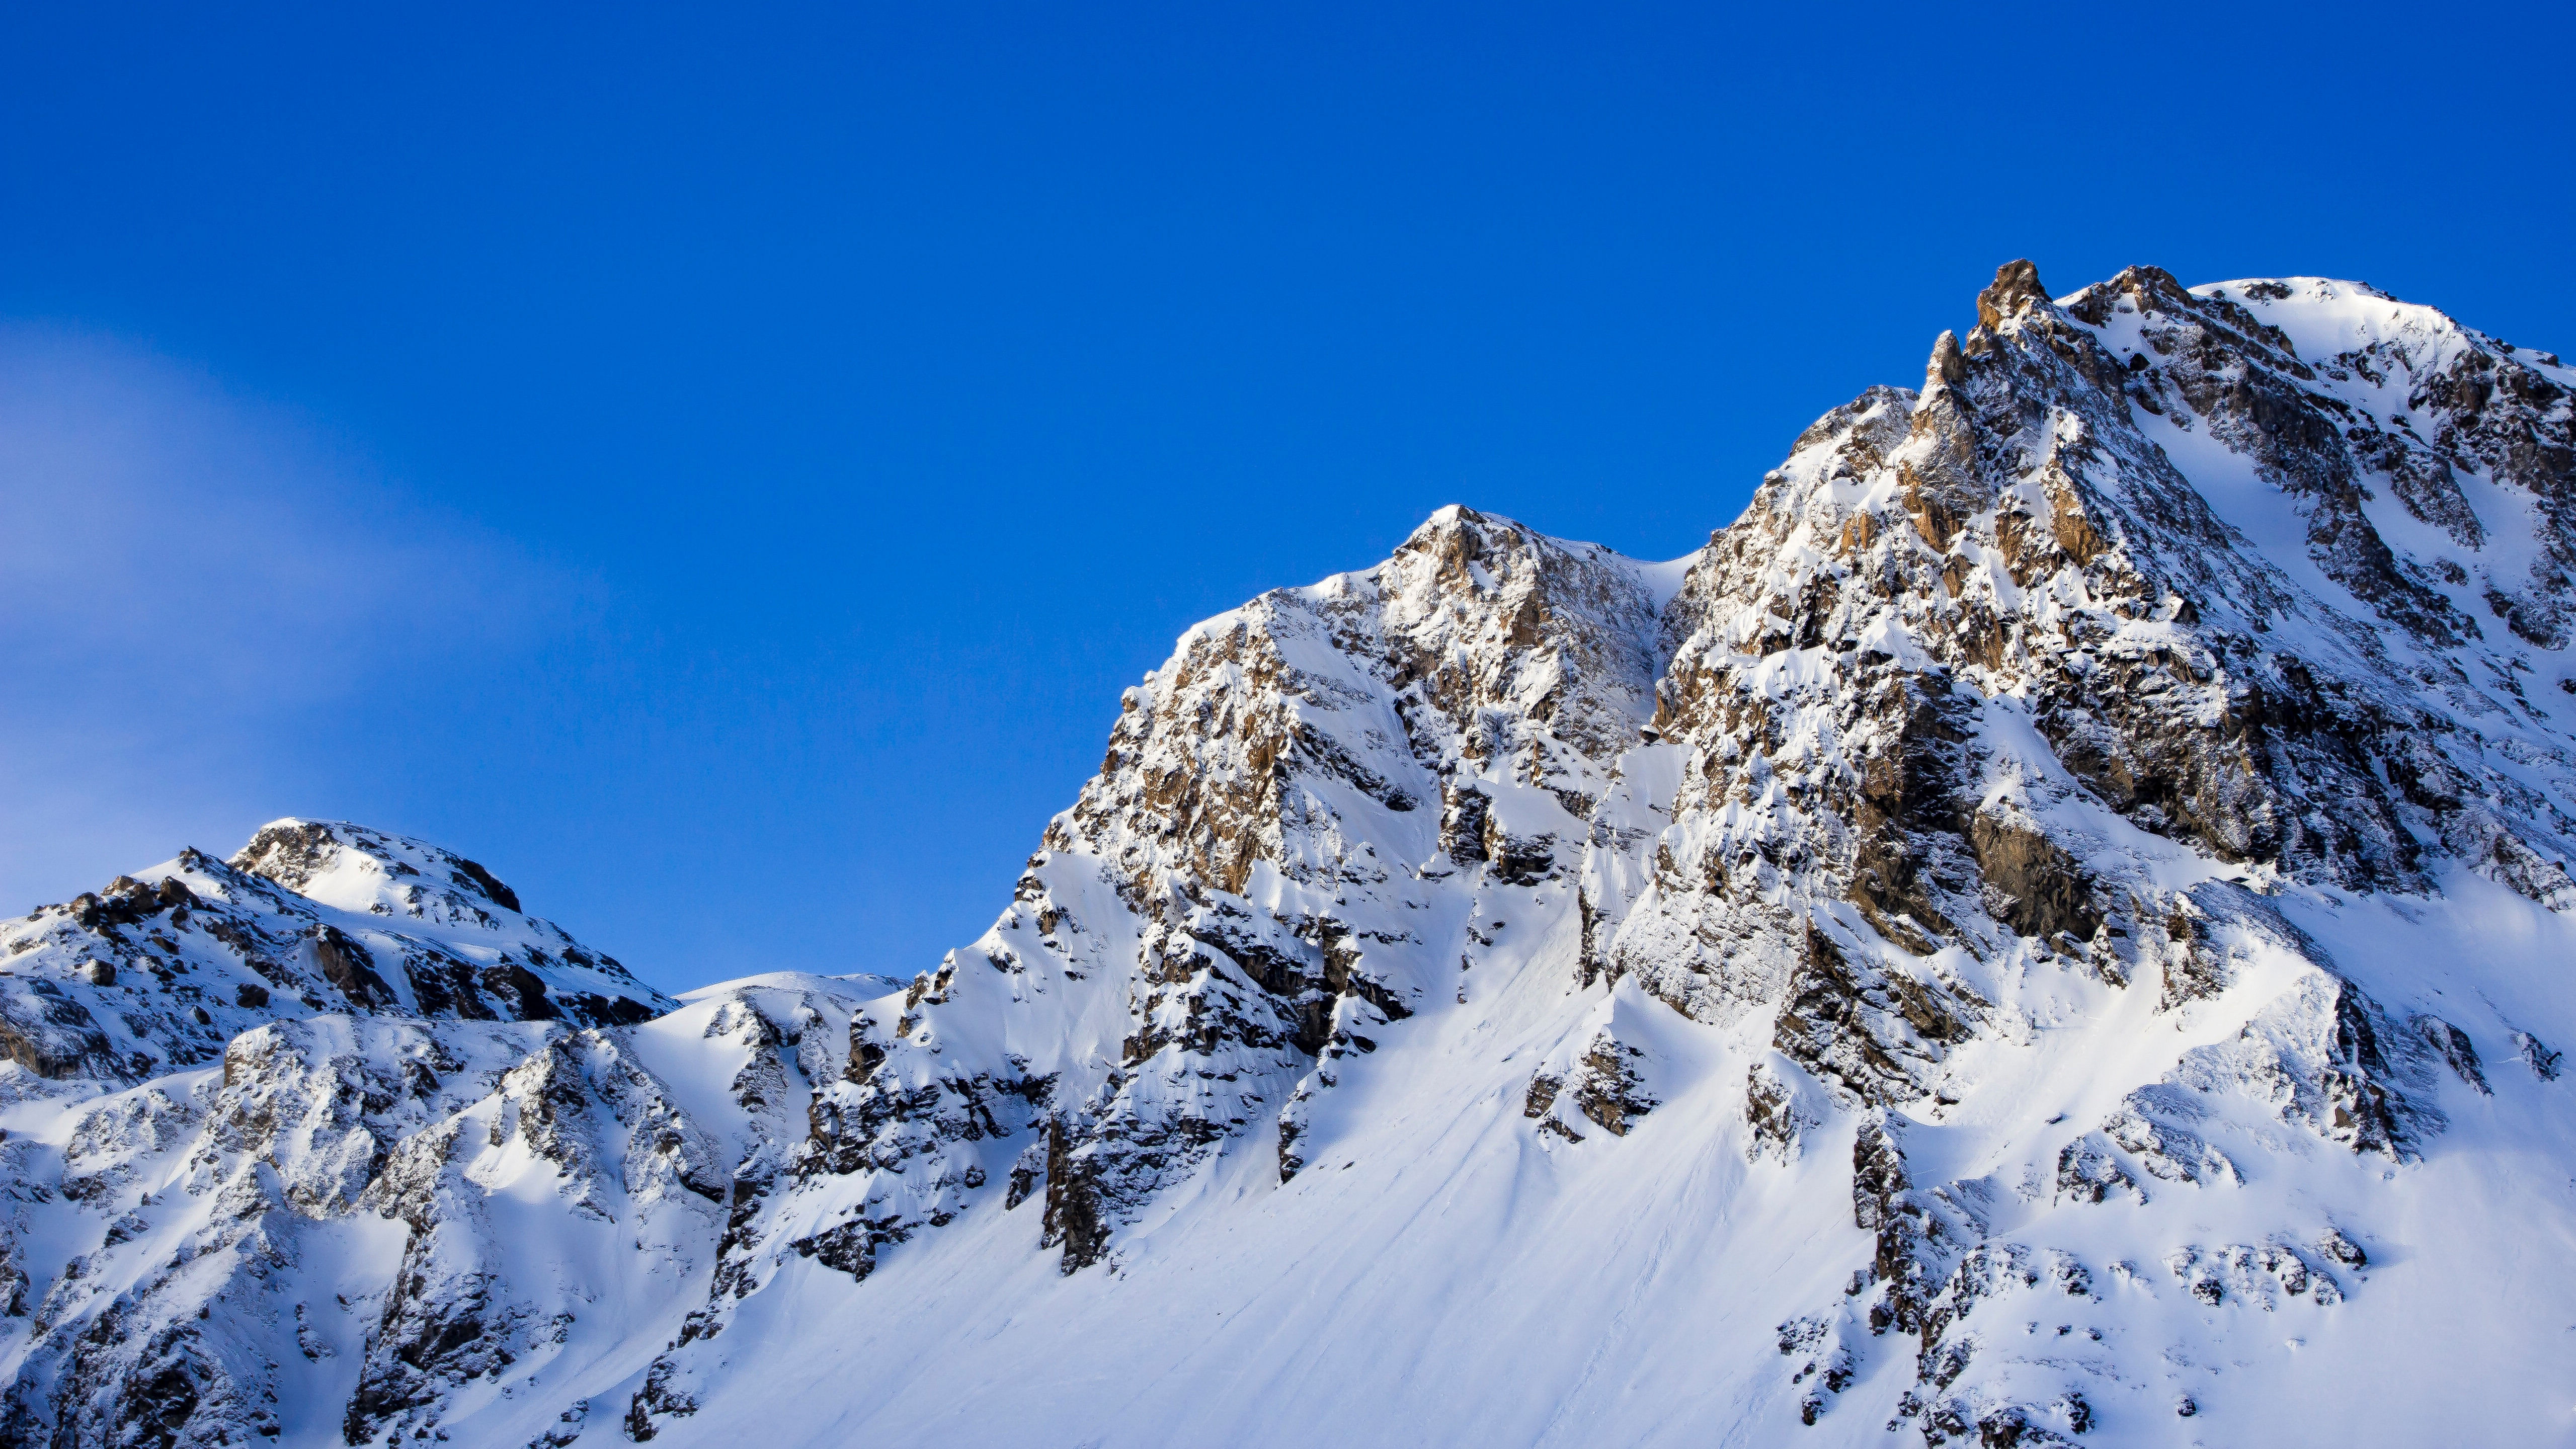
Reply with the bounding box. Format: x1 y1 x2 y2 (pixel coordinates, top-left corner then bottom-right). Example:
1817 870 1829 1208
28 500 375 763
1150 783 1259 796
0 325 572 905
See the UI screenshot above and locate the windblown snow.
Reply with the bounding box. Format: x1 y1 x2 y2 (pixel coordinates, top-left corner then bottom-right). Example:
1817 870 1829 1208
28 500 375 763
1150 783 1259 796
5 263 2573 1448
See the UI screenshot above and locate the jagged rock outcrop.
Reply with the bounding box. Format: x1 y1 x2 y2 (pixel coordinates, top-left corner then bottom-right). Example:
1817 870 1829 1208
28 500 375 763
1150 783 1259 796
0 820 670 1085
768 507 1673 1292
4 265 2574 1447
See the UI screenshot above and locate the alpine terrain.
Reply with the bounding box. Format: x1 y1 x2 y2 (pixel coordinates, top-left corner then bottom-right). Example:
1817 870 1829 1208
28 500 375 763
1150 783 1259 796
5 263 2574 1447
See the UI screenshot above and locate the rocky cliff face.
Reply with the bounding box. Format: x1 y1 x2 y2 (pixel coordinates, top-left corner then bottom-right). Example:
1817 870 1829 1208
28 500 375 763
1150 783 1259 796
3 266 2572 1448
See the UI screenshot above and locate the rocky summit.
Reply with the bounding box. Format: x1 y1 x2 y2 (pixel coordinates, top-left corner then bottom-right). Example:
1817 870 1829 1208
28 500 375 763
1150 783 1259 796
4 264 2573 1447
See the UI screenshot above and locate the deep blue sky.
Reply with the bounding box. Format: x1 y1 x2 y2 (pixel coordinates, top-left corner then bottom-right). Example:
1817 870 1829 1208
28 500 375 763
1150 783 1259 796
5 3 2570 993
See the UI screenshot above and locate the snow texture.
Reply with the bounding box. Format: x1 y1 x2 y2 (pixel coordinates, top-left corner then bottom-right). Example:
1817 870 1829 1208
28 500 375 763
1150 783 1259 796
4 263 2574 1447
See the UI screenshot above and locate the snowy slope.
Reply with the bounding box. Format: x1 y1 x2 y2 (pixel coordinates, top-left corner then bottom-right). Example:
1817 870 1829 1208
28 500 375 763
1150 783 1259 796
3 263 2574 1448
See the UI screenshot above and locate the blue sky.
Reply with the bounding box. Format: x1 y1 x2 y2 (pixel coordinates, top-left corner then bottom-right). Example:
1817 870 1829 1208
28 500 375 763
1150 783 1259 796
5 2 2570 993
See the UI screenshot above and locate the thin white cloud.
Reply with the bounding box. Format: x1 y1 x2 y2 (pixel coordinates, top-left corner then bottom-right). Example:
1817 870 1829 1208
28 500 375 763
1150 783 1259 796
0 324 574 907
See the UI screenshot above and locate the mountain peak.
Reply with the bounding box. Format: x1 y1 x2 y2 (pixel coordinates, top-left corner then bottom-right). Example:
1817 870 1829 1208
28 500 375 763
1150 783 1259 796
232 817 526 915
1973 256 2050 330
0 819 670 1085
7 264 2573 1446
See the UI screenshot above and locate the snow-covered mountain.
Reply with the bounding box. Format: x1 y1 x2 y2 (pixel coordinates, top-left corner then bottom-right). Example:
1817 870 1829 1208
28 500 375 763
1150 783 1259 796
0 819 673 1086
5 263 2574 1447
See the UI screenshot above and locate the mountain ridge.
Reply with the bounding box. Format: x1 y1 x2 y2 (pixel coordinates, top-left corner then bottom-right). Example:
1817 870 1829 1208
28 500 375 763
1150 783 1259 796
3 262 2572 1447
